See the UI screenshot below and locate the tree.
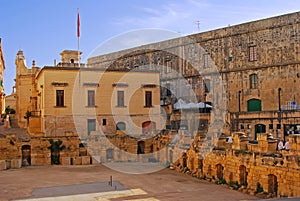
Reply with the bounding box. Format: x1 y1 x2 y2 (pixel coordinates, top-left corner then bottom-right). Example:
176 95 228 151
24 110 31 126
48 139 66 165
5 106 16 115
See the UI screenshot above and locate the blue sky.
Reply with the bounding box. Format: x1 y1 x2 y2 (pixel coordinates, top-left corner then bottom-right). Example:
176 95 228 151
1 0 300 94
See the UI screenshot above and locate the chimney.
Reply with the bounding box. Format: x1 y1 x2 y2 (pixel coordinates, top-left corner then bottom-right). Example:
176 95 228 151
32 60 36 67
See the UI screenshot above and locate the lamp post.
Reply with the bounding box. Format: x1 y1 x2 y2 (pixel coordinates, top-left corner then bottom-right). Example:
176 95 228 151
238 90 242 112
278 88 282 111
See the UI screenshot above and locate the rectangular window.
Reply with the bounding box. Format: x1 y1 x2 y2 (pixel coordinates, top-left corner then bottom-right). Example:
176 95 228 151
117 91 124 107
269 124 273 130
102 119 107 126
56 90 64 107
145 91 152 107
249 46 257 61
87 119 96 135
277 124 281 129
87 90 95 107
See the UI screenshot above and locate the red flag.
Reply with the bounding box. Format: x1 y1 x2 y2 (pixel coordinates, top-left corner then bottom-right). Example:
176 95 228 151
77 10 80 37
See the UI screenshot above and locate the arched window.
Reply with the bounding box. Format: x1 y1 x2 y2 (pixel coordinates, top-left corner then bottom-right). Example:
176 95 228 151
249 74 258 89
116 122 126 131
247 99 262 112
204 79 211 93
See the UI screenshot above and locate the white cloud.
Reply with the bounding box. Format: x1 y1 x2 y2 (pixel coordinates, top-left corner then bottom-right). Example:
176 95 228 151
113 0 210 33
113 0 300 36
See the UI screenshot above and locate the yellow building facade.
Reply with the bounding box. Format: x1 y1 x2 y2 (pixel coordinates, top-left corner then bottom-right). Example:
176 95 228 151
15 50 161 139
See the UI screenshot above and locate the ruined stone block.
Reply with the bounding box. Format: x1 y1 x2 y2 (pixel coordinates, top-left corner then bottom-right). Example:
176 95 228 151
61 157 70 165
81 156 91 165
74 157 82 165
0 160 6 170
11 159 21 169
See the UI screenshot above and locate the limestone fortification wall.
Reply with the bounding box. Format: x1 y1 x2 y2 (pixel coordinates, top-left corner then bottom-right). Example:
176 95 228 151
172 133 300 198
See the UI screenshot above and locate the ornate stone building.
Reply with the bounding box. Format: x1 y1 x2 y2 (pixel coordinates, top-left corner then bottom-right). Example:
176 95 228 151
88 11 300 141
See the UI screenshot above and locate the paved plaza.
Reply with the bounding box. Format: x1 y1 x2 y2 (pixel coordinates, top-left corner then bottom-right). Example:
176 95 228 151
0 164 259 201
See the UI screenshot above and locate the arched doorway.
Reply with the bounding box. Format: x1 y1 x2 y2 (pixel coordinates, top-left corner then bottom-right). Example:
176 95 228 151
239 165 247 185
216 164 224 180
142 121 156 135
255 124 266 140
137 141 145 154
22 145 31 166
268 174 278 196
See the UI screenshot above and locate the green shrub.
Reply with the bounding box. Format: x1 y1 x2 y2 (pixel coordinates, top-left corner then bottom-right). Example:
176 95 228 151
228 181 241 190
218 178 227 184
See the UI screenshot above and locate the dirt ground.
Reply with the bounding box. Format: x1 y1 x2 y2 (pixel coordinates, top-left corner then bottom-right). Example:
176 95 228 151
0 164 258 201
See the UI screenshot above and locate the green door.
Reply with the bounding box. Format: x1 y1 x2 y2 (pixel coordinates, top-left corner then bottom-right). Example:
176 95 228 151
247 99 262 112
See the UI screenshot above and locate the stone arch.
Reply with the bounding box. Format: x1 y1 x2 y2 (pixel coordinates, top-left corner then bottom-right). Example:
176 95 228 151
239 165 248 185
268 174 278 196
216 164 224 180
22 145 31 166
137 141 145 154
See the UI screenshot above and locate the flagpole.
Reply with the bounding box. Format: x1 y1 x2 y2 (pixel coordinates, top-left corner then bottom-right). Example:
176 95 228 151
77 8 80 67
77 8 81 86
78 34 80 67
